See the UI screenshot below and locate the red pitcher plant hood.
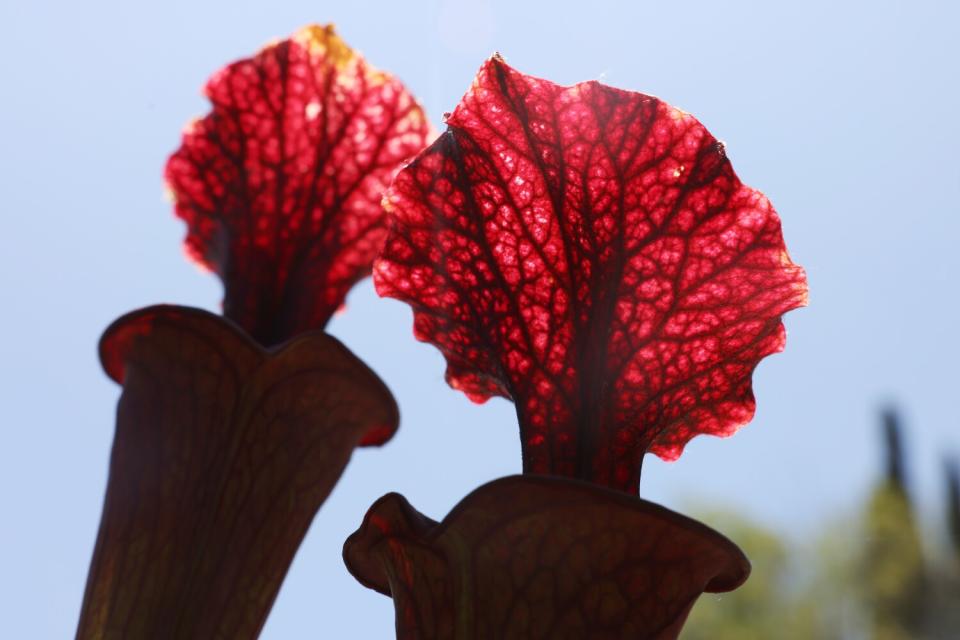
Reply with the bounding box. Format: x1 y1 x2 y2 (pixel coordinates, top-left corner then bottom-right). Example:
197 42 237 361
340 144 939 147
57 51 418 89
374 56 807 492
165 24 432 346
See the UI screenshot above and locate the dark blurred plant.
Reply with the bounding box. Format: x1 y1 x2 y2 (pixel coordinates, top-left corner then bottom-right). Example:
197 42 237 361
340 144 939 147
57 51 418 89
860 408 927 639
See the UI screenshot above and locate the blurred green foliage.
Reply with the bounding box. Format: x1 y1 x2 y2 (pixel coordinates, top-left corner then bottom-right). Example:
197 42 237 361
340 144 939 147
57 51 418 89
681 512 822 640
682 408 959 639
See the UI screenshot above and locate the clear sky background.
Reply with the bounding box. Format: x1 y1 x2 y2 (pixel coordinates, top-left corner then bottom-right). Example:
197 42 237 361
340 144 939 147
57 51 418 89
2 1 958 637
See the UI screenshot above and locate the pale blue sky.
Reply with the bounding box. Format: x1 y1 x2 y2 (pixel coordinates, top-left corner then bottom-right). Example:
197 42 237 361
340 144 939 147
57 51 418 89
1 1 958 637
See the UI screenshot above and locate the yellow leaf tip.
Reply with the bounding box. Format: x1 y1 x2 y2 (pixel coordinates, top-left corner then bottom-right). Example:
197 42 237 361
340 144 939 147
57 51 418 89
293 23 354 69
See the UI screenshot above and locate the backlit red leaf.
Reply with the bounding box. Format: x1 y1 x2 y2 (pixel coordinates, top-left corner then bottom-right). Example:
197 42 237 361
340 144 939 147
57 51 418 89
77 305 397 638
165 25 431 345
344 475 750 639
375 57 807 491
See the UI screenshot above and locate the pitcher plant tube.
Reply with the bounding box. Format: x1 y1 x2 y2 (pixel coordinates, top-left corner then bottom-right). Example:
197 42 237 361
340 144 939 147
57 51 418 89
77 25 430 639
344 475 750 639
347 55 807 639
77 306 398 638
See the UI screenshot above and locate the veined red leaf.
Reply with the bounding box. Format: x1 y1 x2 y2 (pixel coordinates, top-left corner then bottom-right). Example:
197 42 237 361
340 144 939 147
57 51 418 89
76 305 397 639
165 25 432 346
344 475 750 639
375 57 807 492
